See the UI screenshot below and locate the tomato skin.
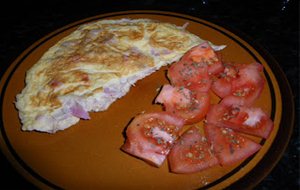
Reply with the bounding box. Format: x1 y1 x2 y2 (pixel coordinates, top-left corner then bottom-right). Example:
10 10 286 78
121 112 184 167
206 102 274 139
204 124 261 166
155 85 210 124
168 126 219 173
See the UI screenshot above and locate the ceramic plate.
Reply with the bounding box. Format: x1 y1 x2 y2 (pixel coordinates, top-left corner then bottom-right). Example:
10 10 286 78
0 11 294 189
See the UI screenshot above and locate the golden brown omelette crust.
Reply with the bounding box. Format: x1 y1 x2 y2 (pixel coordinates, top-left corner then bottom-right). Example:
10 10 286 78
16 19 204 131
27 20 193 108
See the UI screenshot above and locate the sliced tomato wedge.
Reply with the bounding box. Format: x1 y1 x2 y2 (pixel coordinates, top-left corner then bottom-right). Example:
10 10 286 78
168 61 212 93
168 43 217 92
155 84 210 124
168 126 219 173
211 63 238 98
187 42 224 75
212 63 265 106
206 101 274 139
204 124 261 166
228 63 264 106
121 112 184 167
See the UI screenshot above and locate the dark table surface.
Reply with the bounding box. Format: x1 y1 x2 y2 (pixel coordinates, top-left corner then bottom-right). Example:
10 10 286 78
0 0 298 189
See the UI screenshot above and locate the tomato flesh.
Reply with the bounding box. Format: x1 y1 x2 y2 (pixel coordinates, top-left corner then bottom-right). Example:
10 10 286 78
187 42 224 75
168 61 211 93
212 63 264 106
121 112 184 167
211 63 238 98
168 43 218 92
225 107 274 139
228 63 264 105
155 85 210 124
168 126 219 173
206 102 274 139
204 124 261 166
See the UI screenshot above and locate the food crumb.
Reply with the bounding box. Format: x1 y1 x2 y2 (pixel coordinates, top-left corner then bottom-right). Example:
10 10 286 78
199 175 210 186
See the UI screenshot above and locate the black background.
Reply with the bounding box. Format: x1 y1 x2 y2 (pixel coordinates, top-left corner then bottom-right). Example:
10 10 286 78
0 0 298 189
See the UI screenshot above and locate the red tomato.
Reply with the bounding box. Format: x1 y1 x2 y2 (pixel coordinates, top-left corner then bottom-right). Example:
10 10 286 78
168 61 212 93
204 124 261 166
121 112 184 167
228 63 264 106
168 126 219 173
187 42 224 75
168 43 216 92
211 63 238 98
212 63 265 106
155 84 210 124
206 101 274 139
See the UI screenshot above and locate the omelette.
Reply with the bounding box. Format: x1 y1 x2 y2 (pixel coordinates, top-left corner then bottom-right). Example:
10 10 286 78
15 18 225 133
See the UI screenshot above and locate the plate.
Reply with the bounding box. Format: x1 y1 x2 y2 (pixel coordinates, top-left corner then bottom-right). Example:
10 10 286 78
0 11 294 189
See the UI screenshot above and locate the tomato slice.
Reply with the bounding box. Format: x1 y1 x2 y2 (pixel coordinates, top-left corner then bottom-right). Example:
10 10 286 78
206 102 274 139
155 84 210 124
228 63 264 106
168 43 215 92
168 126 219 173
211 63 238 98
204 124 261 166
121 112 184 167
187 42 224 75
168 61 212 93
212 63 265 106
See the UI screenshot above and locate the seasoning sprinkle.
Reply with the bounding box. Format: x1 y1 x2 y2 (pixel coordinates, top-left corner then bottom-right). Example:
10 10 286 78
186 152 194 158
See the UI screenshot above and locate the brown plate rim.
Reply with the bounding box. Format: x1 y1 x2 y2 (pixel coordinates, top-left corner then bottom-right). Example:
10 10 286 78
0 10 295 189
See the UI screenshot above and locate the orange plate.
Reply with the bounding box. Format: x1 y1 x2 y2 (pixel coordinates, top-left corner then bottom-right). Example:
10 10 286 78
0 11 294 189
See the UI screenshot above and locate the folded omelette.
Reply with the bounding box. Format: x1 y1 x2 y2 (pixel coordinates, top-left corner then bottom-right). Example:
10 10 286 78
15 18 224 133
